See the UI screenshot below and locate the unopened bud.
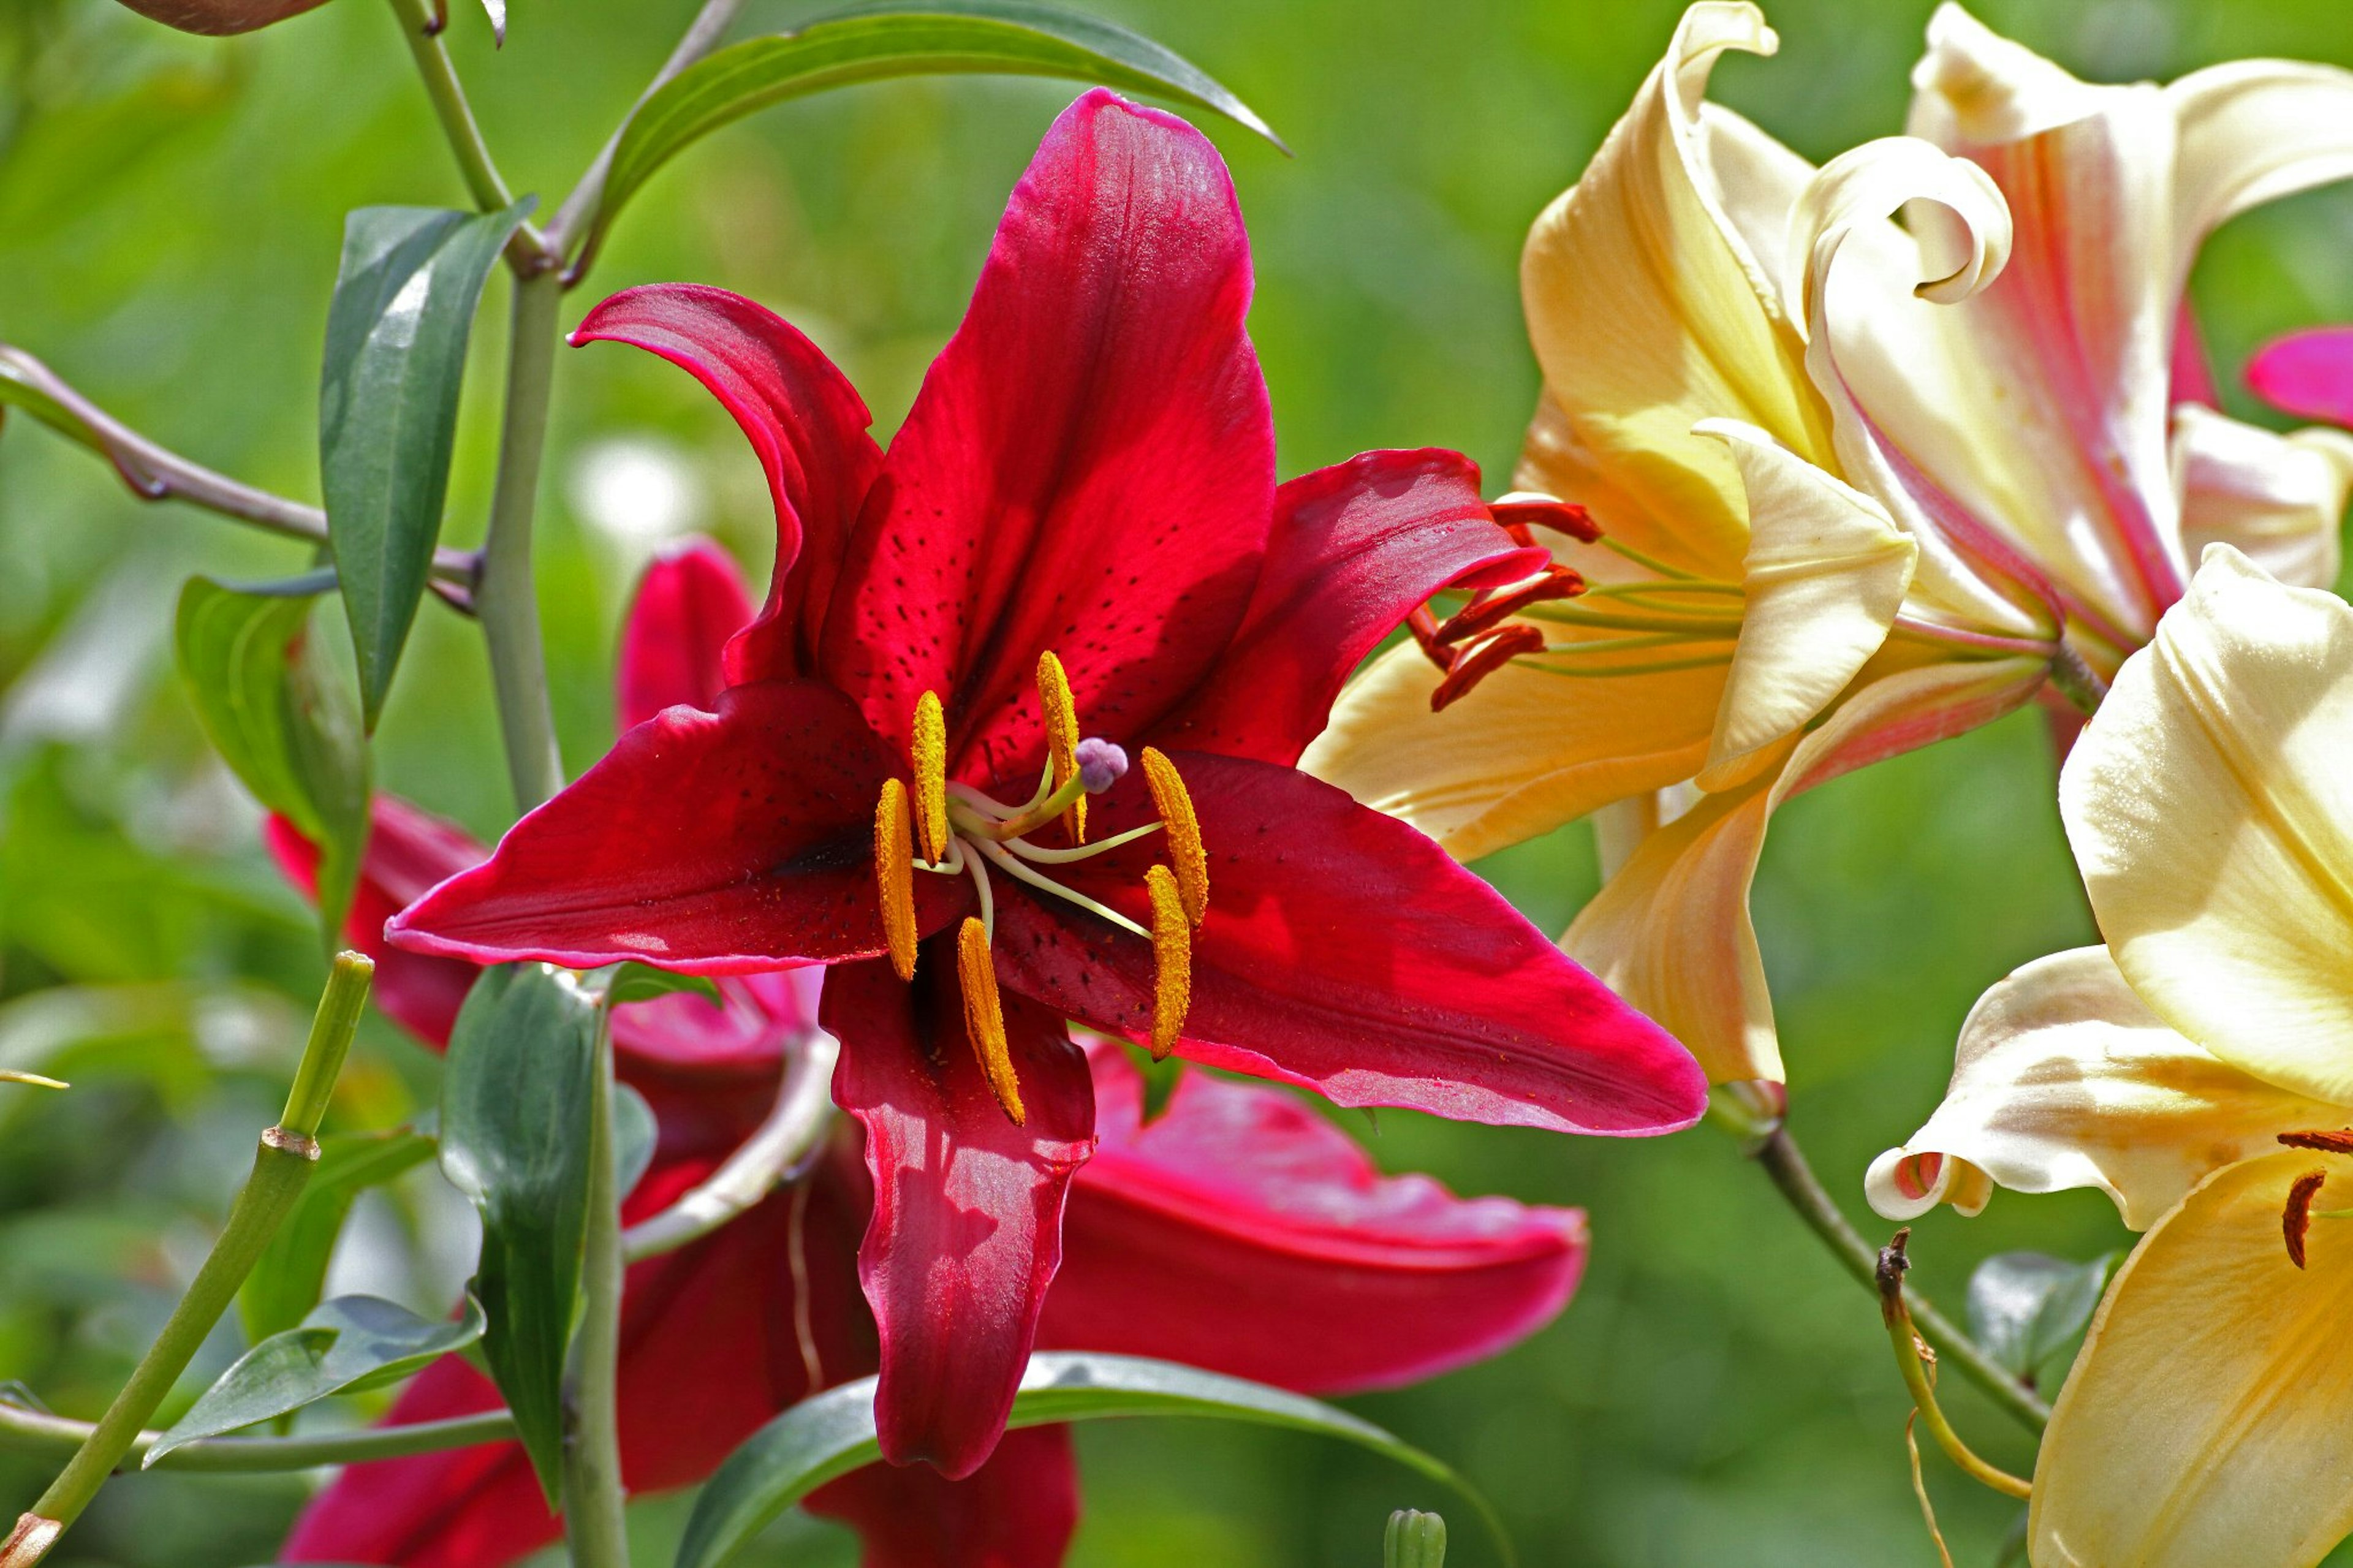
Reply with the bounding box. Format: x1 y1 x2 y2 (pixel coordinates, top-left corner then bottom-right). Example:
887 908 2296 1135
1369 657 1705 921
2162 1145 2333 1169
1075 737 1128 794
1384 1509 1446 1568
113 0 331 34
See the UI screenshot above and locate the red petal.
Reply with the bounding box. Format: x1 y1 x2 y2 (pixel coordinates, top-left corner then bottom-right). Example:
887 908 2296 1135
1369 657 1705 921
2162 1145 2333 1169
286 1156 876 1567
388 681 968 974
995 754 1706 1135
2248 326 2353 426
816 90 1274 784
1147 449 1550 766
1044 1042 1587 1392
571 284 883 684
825 956 1096 1478
267 798 490 1048
805 1426 1079 1568
617 539 757 730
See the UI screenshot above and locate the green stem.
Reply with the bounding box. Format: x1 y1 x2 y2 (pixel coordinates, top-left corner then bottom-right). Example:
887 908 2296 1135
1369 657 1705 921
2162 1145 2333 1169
0 1401 516 1473
6 957 373 1567
1877 1230 2034 1499
476 268 566 812
2047 640 2109 717
560 1024 631 1567
383 0 553 271
1748 1124 2051 1431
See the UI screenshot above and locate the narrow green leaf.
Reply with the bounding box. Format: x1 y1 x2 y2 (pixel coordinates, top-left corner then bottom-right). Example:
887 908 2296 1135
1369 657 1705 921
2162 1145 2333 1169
675 1353 1511 1568
0 347 104 455
145 1295 485 1466
320 198 531 727
613 1082 657 1202
593 962 723 1009
174 577 371 955
440 964 602 1500
577 2 1281 275
1965 1251 2116 1381
240 1125 438 1343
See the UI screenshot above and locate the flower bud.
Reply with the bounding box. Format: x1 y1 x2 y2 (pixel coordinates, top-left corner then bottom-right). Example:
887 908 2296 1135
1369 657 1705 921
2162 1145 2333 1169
112 0 332 36
1384 1509 1446 1568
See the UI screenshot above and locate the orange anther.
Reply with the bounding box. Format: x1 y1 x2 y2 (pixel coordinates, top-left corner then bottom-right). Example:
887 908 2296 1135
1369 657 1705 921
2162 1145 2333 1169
1140 748 1207 926
911 691 949 862
1037 650 1086 845
1145 866 1191 1061
873 779 917 982
957 917 1023 1126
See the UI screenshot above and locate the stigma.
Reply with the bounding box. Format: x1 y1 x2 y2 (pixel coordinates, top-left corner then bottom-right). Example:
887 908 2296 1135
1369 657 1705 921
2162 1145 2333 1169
870 651 1208 1122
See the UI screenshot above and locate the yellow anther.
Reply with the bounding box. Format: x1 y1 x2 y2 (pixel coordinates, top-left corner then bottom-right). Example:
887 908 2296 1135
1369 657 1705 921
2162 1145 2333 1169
957 917 1025 1125
1145 865 1191 1061
1140 748 1207 925
911 691 949 862
873 779 918 982
1036 649 1086 846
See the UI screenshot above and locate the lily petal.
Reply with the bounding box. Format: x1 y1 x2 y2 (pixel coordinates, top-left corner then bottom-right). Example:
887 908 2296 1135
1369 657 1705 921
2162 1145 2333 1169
1042 1041 1588 1392
2248 326 2353 426
1567 654 2044 1083
2062 546 2353 1105
1521 0 1829 582
389 681 968 974
1864 947 2344 1231
2173 404 2353 592
817 89 1273 778
1153 449 1546 768
616 539 755 730
1906 3 2188 635
570 285 881 686
1302 636 1722 863
805 1426 1080 1568
1693 417 1916 786
2031 1149 2353 1568
827 957 1096 1478
998 752 1707 1135
2166 60 2353 300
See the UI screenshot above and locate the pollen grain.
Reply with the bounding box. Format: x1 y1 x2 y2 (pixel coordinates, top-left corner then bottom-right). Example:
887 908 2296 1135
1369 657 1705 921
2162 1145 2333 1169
874 779 918 982
1140 748 1207 925
912 691 949 862
1146 865 1192 1061
957 917 1024 1125
1037 650 1086 845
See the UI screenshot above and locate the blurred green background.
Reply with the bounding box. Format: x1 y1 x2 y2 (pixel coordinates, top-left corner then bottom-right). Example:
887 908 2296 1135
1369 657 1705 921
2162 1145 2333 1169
4 0 2352 1562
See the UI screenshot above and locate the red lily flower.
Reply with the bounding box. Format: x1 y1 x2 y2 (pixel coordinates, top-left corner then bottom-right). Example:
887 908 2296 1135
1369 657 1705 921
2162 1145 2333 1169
384 90 1702 1477
271 542 1596 1567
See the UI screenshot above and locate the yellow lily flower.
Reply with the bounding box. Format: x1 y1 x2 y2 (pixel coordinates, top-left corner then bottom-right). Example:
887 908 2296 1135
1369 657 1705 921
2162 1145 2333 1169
1871 546 2353 1567
1305 1 2353 1085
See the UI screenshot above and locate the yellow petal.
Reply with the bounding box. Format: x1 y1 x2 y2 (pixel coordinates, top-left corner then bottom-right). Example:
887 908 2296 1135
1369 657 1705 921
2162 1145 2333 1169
1302 640 1722 863
2173 405 2353 593
1567 654 2044 1083
1865 947 2345 1232
1693 418 1916 786
2063 546 2353 1105
2031 1149 2353 1568
1521 1 1831 581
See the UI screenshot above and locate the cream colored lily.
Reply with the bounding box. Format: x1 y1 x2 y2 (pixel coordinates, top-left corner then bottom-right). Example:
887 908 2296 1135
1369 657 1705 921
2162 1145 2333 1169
1871 546 2353 1568
1305 1 2353 1085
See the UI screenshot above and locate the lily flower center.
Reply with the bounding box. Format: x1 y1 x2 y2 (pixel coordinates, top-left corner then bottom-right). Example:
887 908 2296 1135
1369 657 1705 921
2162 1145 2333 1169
870 650 1209 1124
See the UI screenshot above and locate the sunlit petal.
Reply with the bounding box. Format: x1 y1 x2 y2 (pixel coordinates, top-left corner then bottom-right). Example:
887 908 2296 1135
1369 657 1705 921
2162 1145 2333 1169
1301 639 1721 864
1692 418 1915 786
2166 59 2353 300
2032 1149 2353 1568
1865 947 2343 1231
1521 1 1828 582
2063 545 2353 1105
2174 404 2353 592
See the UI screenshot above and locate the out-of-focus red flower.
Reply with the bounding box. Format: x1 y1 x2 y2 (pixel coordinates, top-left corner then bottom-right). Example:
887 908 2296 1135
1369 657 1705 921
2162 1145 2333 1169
379 89 1701 1476
273 541 1594 1568
112 0 330 34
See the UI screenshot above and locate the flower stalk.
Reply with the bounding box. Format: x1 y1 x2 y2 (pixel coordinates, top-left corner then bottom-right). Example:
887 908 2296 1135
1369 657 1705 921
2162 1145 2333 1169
1743 1118 2050 1431
476 267 567 812
0 1401 515 1472
2 955 373 1568
1876 1229 2033 1499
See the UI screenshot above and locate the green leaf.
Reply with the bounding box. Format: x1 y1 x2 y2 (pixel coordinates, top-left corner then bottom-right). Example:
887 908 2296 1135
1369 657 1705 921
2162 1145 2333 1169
575 2 1281 275
145 1295 484 1466
320 199 531 727
440 964 602 1499
613 1081 657 1202
240 1124 438 1343
592 961 723 1009
675 1353 1511 1568
173 577 371 955
1965 1251 2116 1382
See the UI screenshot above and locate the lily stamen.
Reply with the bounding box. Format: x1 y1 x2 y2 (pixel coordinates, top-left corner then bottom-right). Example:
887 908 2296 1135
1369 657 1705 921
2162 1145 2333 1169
956 917 1024 1125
